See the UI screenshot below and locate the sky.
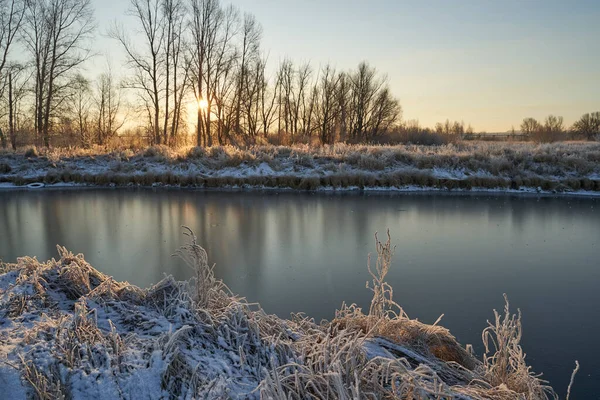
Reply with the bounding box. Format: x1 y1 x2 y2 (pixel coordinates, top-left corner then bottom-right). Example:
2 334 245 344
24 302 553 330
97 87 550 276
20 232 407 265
90 0 600 132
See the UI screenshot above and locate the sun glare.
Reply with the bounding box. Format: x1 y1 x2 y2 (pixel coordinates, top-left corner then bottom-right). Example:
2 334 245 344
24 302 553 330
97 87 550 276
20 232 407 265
198 99 209 111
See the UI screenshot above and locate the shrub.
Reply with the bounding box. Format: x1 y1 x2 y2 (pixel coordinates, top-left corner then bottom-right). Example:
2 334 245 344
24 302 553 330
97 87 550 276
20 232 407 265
142 145 171 160
24 147 38 158
187 146 206 159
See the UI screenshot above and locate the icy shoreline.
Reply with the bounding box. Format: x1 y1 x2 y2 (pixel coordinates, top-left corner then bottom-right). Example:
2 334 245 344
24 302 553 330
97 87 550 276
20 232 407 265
1 181 600 199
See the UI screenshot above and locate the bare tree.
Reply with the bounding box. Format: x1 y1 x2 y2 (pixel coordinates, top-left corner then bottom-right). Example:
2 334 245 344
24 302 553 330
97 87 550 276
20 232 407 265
6 63 28 149
335 71 350 141
112 0 165 145
189 0 233 147
0 0 25 85
0 0 26 147
241 57 263 139
277 58 294 138
314 64 339 145
347 62 400 142
349 62 382 141
544 115 564 133
520 117 541 138
22 0 95 147
210 5 239 145
68 74 93 146
162 0 189 144
368 87 401 138
294 62 311 138
94 66 125 145
572 112 600 140
256 56 277 138
234 12 260 136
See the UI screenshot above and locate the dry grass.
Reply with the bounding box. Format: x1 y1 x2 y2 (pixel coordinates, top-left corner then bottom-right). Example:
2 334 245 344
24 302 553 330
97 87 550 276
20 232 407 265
1 142 599 193
0 229 578 399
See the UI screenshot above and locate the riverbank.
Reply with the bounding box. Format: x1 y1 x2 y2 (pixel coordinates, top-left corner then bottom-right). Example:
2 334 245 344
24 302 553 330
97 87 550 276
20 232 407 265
1 142 599 194
0 230 571 399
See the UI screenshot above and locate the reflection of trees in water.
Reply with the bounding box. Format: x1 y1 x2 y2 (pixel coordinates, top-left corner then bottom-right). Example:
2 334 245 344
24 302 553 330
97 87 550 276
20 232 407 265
0 190 598 289
0 195 18 255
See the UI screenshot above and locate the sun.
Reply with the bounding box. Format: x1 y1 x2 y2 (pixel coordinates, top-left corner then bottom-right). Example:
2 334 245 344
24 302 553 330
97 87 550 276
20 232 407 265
198 99 209 111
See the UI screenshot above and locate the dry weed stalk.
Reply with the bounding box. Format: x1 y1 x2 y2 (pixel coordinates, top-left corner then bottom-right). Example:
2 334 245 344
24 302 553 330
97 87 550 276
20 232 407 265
481 294 557 399
172 226 232 311
566 361 580 400
367 229 406 321
18 356 65 400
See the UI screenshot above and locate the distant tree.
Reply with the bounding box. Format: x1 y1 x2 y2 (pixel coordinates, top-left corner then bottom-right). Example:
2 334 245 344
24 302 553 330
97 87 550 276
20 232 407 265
451 121 464 136
255 57 278 137
291 62 311 139
314 64 339 145
544 115 564 133
6 63 29 150
188 0 239 147
276 58 294 138
94 67 125 145
520 117 542 138
349 62 380 141
348 62 400 142
162 0 189 145
0 0 26 148
572 112 600 140
0 0 25 75
434 122 444 134
434 119 465 136
67 74 93 146
368 87 401 139
335 71 350 141
234 12 262 137
22 0 95 147
111 0 166 145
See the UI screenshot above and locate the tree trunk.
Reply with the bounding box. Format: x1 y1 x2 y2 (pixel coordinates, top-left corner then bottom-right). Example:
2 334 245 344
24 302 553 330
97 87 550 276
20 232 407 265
8 72 15 150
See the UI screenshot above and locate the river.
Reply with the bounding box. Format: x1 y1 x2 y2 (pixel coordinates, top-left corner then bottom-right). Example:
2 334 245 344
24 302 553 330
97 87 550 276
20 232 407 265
0 188 598 396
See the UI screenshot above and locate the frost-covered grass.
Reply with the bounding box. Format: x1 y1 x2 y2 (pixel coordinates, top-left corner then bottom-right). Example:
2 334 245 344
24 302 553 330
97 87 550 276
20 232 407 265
0 142 599 193
0 229 576 399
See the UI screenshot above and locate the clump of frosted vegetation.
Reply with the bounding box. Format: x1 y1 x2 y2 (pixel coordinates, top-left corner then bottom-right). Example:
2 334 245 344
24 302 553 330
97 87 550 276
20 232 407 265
0 229 579 399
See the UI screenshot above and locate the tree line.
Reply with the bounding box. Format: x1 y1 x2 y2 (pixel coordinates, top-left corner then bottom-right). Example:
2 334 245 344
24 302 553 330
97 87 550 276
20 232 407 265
520 113 600 142
0 0 402 149
0 0 596 150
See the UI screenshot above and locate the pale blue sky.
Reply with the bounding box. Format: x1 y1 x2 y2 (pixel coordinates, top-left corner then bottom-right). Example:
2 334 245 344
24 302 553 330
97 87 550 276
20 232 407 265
90 0 600 132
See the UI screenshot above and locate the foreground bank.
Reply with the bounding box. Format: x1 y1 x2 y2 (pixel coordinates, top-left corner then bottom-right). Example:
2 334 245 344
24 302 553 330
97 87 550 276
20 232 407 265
0 229 575 399
0 142 599 194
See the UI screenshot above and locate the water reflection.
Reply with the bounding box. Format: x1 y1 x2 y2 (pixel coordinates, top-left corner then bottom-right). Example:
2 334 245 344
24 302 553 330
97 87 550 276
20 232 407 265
0 189 599 396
